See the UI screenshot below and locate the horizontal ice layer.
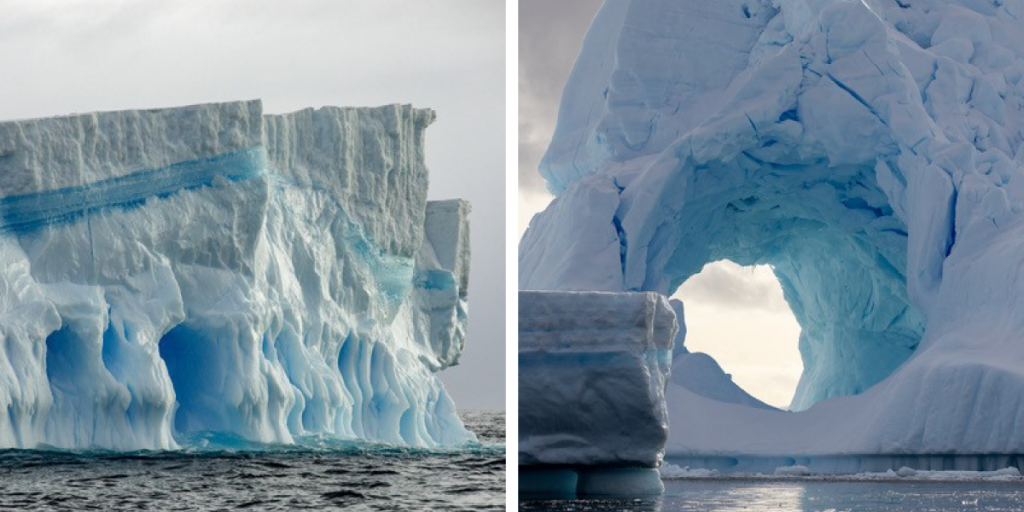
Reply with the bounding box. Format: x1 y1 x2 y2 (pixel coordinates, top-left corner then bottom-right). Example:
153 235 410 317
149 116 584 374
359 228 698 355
0 101 262 196
519 291 676 468
0 100 472 450
520 0 1024 456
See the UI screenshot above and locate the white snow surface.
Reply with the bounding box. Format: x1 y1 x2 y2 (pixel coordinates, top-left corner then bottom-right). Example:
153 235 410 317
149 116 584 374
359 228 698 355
0 100 473 450
519 291 676 468
520 0 1024 456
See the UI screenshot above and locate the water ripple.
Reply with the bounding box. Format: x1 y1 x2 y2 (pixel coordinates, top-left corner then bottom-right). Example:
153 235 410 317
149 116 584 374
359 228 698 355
0 411 505 511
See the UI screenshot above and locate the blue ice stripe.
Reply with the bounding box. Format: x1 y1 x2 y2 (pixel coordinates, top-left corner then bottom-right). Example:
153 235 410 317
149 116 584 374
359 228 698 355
0 148 264 234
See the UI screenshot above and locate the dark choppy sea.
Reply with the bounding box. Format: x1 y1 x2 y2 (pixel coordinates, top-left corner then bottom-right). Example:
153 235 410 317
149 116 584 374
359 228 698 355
0 411 504 511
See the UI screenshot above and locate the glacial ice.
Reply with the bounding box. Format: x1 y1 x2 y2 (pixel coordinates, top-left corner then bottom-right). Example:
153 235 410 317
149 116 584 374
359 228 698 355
519 290 676 467
519 291 675 496
0 100 473 450
519 0 1024 460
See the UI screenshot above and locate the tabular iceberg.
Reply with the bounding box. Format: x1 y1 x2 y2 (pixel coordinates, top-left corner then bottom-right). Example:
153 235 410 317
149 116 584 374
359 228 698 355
520 0 1024 461
0 100 473 450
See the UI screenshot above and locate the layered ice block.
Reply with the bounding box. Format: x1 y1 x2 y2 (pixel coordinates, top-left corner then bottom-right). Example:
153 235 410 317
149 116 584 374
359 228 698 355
519 291 677 496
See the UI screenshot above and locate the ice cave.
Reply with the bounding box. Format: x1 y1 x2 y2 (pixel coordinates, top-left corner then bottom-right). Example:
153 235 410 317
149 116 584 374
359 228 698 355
520 0 1024 472
0 100 473 450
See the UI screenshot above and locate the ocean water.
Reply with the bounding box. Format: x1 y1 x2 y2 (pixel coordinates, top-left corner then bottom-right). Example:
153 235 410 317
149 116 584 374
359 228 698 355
520 479 1024 511
0 411 504 511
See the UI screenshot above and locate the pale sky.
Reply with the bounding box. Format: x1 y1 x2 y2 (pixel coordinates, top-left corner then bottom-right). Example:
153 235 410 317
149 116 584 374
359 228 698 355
0 0 505 411
519 0 802 408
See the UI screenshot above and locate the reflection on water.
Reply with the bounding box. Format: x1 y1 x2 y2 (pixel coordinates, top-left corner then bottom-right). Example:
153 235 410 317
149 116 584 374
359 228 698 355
520 479 1024 511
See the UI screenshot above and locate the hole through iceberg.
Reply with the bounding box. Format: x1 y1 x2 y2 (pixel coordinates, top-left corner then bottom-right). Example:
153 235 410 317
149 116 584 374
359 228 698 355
659 161 926 412
673 260 802 409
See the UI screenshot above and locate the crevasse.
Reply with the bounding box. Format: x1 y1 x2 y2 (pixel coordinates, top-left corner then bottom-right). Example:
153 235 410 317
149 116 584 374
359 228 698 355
0 100 473 450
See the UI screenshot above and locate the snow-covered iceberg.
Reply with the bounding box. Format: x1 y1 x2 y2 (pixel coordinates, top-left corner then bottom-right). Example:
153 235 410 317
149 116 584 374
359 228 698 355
520 0 1024 460
0 100 473 450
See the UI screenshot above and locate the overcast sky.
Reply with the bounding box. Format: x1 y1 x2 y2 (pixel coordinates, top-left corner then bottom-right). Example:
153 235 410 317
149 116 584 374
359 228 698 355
519 0 803 408
0 0 504 411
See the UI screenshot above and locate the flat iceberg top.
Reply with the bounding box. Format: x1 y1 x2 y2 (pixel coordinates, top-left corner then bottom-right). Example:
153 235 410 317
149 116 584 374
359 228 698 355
0 101 263 197
520 290 676 351
0 101 437 255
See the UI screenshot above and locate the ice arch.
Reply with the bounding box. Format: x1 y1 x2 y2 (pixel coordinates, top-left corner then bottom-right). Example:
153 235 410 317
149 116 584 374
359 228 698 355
526 148 926 413
657 155 925 411
520 0 1024 455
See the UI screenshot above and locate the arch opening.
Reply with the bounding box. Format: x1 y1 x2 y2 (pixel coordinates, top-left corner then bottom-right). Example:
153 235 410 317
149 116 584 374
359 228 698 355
672 260 802 409
657 159 925 411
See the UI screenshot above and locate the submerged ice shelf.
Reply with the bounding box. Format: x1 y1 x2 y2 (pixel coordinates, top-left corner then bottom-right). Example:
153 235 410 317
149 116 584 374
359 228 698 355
520 0 1024 462
0 100 473 450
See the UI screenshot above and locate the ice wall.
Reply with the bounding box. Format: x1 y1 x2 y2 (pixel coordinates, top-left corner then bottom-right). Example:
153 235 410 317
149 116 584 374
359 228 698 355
520 0 1024 456
519 290 675 496
519 291 676 468
0 100 473 450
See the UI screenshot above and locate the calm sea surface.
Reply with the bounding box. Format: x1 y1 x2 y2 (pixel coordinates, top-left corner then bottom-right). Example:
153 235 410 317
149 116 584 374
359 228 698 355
521 478 1024 511
0 411 504 511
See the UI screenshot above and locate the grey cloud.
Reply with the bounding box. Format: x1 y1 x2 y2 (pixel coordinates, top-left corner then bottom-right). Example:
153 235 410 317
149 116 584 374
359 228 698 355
519 0 603 194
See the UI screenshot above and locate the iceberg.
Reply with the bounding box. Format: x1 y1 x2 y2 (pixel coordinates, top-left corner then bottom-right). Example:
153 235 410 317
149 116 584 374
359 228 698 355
519 290 676 496
0 100 473 450
519 0 1024 464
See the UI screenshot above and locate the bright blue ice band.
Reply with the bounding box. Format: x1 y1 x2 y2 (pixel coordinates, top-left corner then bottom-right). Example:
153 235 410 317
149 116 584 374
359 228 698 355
0 148 265 234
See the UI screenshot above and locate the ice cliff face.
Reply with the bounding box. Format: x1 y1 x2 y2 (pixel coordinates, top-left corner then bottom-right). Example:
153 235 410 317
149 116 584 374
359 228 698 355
519 291 674 497
520 0 1024 455
519 291 676 468
0 100 472 450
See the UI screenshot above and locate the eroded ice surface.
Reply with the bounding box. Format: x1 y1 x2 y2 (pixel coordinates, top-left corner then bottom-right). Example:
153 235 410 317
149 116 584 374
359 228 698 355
520 0 1024 458
0 100 473 450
